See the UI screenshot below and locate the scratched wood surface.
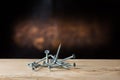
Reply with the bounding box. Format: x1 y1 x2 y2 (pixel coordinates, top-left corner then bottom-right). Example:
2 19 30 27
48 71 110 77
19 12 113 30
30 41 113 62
0 59 120 80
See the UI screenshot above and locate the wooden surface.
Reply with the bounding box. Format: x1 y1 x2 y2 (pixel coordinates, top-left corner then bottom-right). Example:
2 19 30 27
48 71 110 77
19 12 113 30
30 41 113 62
0 59 120 80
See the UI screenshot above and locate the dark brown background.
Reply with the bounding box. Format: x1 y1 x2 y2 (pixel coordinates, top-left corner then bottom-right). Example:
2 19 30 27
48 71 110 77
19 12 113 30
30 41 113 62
0 0 120 58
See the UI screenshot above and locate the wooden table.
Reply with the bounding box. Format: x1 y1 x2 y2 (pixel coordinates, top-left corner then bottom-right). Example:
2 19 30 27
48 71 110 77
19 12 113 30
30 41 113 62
0 59 120 80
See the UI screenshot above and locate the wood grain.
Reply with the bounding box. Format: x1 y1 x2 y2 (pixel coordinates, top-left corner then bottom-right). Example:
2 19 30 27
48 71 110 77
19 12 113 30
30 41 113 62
0 59 120 80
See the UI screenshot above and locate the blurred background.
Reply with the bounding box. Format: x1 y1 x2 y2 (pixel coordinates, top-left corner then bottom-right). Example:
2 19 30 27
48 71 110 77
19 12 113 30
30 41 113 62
0 0 120 59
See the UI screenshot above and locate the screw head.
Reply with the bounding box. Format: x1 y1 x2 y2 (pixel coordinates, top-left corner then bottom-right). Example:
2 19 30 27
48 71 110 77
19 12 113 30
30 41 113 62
44 50 50 54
